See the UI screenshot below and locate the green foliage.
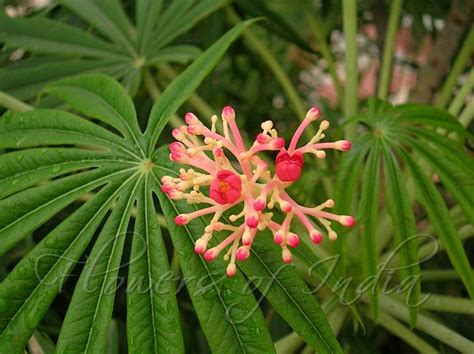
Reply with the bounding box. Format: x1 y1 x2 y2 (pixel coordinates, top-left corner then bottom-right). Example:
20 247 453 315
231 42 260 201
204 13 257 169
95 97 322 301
0 0 228 98
0 22 258 353
1 1 473 352
341 98 474 324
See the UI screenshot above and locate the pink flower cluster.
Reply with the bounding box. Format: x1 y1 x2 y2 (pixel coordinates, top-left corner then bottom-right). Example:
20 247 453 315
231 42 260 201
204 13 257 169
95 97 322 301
161 106 355 276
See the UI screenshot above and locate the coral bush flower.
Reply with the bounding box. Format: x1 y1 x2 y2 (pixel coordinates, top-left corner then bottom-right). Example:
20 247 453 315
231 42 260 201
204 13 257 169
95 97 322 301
161 106 355 277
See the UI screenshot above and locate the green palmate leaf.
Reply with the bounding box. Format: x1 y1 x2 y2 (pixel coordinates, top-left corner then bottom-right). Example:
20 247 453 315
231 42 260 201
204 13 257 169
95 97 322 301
127 174 184 353
152 165 275 354
60 0 137 56
0 58 127 100
152 0 229 51
0 0 226 99
358 140 381 320
403 126 474 182
382 144 419 327
0 148 126 199
392 104 468 136
136 0 163 53
290 243 364 328
147 45 202 65
0 109 136 158
145 19 258 153
44 74 143 141
0 166 133 256
0 13 126 59
240 240 343 354
0 21 254 351
332 132 372 274
56 176 142 353
399 149 474 300
400 135 474 225
153 149 342 354
0 174 133 352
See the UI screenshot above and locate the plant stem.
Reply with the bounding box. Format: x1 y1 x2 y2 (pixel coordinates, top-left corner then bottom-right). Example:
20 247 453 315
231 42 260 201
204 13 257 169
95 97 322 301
225 7 309 132
377 294 474 353
0 91 33 112
419 293 474 315
142 69 181 128
377 0 403 100
458 98 474 127
374 311 438 354
435 26 474 109
342 0 358 139
300 0 344 109
448 68 474 117
417 224 473 263
274 332 303 354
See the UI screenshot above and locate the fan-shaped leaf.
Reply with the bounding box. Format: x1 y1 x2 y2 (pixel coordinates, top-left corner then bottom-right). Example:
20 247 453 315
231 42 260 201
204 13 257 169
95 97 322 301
0 58 127 100
0 148 130 199
0 109 138 159
136 0 163 53
60 0 136 56
56 175 142 353
44 74 143 141
401 135 474 225
399 149 474 300
127 175 184 353
0 13 126 58
0 173 133 352
0 166 133 256
382 144 419 327
358 140 381 320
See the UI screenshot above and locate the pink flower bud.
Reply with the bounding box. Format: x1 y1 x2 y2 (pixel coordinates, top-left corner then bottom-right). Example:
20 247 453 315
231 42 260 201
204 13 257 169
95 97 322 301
187 124 202 135
282 248 292 263
275 151 304 182
161 183 173 193
204 249 216 262
185 112 199 124
273 233 283 244
310 230 323 244
253 198 266 211
194 239 207 254
339 215 356 227
175 214 188 225
172 128 183 139
209 170 242 204
256 133 270 144
287 233 300 247
335 140 352 151
271 137 285 149
169 142 184 153
245 216 259 228
306 107 321 121
222 105 235 121
226 263 237 277
236 246 250 261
